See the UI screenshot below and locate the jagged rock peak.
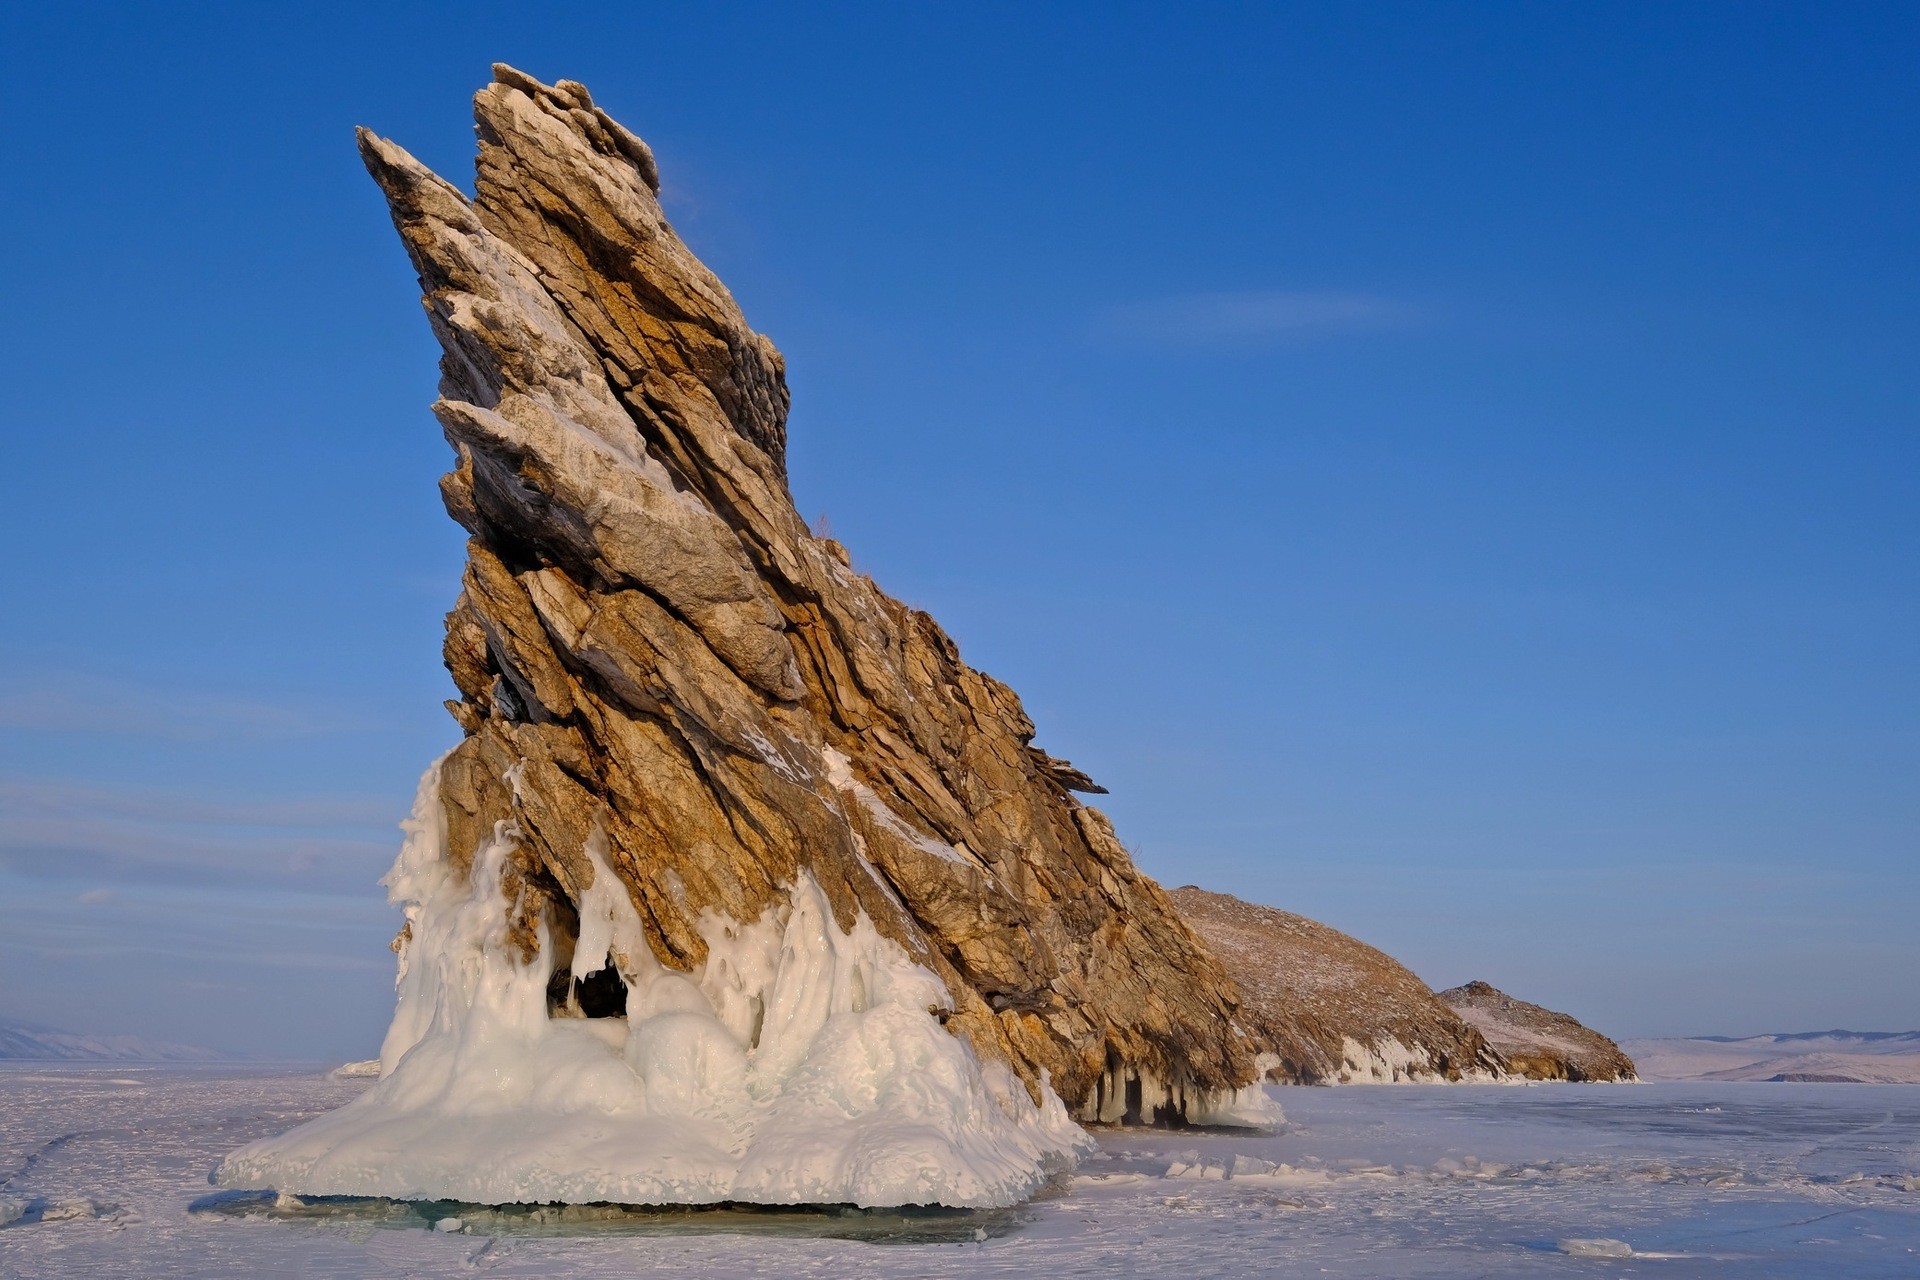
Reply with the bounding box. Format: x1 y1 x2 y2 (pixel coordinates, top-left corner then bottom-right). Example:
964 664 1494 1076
353 66 1258 1119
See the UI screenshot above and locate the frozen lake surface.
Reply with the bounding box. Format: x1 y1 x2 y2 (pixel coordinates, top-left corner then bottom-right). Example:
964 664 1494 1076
2 1065 1916 1277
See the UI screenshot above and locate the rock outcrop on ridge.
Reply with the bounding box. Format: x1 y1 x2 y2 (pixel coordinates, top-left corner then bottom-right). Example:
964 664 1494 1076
1439 982 1637 1082
354 65 1256 1123
1169 887 1507 1083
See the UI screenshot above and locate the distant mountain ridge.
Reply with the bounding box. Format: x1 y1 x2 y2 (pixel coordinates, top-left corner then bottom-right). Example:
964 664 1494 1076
1692 1030 1920 1044
1624 1030 1920 1083
0 1018 228 1062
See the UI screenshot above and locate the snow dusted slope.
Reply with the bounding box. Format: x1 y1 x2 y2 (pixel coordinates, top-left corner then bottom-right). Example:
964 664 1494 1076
1626 1032 1920 1083
1169 887 1506 1083
217 764 1096 1208
1439 982 1636 1082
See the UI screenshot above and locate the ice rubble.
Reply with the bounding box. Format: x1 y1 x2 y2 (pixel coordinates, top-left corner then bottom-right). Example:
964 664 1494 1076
216 763 1092 1208
1557 1237 1636 1258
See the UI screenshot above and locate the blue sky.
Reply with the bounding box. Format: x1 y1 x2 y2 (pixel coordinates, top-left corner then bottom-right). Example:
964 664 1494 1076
0 2 1913 1058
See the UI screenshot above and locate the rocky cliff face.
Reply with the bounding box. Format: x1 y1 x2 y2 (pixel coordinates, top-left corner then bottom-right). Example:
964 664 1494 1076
356 65 1256 1124
1439 981 1637 1082
1169 887 1507 1083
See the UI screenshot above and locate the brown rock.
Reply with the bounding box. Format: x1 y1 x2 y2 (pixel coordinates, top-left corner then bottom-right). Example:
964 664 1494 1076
1438 981 1638 1082
1169 887 1507 1083
355 65 1256 1119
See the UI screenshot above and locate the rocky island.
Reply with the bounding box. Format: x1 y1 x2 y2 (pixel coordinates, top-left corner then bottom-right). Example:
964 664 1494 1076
218 65 1275 1211
217 66 1636 1213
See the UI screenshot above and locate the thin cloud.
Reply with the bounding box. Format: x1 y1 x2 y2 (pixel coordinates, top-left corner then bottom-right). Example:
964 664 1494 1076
3 889 395 973
0 672 380 742
0 776 402 893
1097 289 1417 346
0 778 400 829
0 820 392 891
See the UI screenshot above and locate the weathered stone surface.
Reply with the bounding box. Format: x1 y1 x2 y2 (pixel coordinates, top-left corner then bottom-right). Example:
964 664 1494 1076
356 65 1255 1119
1439 981 1638 1082
1169 887 1507 1083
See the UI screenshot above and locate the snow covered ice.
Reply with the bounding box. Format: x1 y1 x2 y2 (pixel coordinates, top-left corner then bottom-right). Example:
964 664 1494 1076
214 762 1091 1209
5 1069 1920 1278
12 780 1914 1276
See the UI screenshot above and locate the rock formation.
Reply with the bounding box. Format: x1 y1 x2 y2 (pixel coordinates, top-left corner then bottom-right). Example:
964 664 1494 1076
1170 887 1507 1083
1439 982 1637 1082
353 66 1259 1124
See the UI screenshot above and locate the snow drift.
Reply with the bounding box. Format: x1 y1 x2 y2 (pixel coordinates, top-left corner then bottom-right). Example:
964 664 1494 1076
216 763 1093 1208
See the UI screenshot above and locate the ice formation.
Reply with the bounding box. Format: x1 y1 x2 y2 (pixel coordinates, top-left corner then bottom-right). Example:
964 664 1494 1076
1083 1056 1283 1128
216 763 1091 1208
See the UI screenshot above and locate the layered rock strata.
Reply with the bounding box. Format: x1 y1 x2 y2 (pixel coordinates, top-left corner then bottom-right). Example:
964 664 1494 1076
355 65 1258 1124
1170 887 1507 1083
1439 981 1637 1082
